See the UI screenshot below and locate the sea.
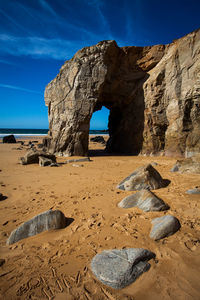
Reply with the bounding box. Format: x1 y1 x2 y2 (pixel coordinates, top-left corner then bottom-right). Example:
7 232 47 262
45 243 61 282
0 128 108 138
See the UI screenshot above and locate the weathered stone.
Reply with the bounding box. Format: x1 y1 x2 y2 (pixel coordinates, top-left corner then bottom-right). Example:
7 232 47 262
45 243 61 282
171 156 200 174
150 215 181 240
118 189 169 211
20 149 56 165
3 135 16 144
45 29 200 157
117 164 167 191
186 187 200 194
63 157 91 164
90 136 106 144
7 210 66 245
39 156 53 167
91 248 155 289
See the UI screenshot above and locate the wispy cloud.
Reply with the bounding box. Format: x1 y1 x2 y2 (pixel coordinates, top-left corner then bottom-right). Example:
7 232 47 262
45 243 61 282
39 0 58 17
0 83 42 95
0 34 81 60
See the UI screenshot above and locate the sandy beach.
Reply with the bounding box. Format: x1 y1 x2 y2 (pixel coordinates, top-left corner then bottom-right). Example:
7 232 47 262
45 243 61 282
0 136 200 300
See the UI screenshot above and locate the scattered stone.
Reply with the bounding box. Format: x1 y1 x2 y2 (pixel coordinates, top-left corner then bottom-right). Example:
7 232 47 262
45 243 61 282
0 259 5 267
171 157 200 174
64 157 91 164
186 188 200 194
91 248 155 289
20 149 56 165
118 190 169 212
39 156 53 167
150 215 181 240
117 164 167 191
90 136 106 144
3 135 16 144
7 210 67 245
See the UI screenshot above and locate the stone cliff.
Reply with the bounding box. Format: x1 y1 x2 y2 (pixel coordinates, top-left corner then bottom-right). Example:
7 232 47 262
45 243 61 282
45 29 200 157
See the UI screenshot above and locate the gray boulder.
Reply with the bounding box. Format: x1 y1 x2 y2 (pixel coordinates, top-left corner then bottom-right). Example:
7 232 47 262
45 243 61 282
7 210 66 245
39 156 53 167
186 187 200 194
3 135 16 143
91 248 155 289
117 164 167 191
150 215 181 240
118 189 169 212
171 157 200 174
20 149 56 165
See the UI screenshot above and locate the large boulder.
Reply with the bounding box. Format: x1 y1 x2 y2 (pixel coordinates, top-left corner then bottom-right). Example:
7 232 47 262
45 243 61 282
91 248 155 289
150 215 181 240
117 164 167 191
118 189 169 212
3 135 16 143
44 29 200 157
171 156 200 174
20 149 56 165
7 210 66 245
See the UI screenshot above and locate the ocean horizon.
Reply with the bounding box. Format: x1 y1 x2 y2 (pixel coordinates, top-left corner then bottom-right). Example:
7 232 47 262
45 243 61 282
0 128 108 138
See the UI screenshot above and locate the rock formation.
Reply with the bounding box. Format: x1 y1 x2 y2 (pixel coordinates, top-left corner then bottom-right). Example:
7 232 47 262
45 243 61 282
45 29 200 157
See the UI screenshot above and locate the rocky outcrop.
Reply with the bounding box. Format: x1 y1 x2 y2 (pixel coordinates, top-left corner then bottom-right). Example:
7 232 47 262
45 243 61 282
45 29 200 157
171 156 200 173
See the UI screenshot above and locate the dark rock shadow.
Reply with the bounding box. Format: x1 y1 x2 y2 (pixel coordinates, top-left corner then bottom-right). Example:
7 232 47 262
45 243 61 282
65 217 74 227
0 195 8 201
162 179 171 188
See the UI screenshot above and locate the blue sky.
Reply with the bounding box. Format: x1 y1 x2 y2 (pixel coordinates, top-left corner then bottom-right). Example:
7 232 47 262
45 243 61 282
0 0 199 129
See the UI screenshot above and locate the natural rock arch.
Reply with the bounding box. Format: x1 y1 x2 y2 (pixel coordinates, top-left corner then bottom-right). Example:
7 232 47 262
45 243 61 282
45 29 200 157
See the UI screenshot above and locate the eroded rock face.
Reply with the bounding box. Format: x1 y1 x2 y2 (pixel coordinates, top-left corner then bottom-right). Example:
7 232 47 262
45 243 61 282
45 29 200 157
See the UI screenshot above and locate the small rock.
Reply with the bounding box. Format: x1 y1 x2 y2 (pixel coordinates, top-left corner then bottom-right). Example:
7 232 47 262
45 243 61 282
3 135 16 143
20 149 56 165
0 259 5 267
64 157 91 164
7 210 66 245
117 164 167 191
186 188 200 194
150 215 181 240
91 248 155 289
39 156 53 167
50 163 60 167
90 136 106 144
118 190 169 212
72 164 84 167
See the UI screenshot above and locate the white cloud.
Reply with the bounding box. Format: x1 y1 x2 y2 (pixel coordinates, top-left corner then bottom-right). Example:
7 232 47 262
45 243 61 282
0 34 80 60
0 83 42 95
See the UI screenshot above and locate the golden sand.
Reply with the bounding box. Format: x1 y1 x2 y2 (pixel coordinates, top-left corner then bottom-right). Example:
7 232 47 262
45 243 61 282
0 137 200 299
